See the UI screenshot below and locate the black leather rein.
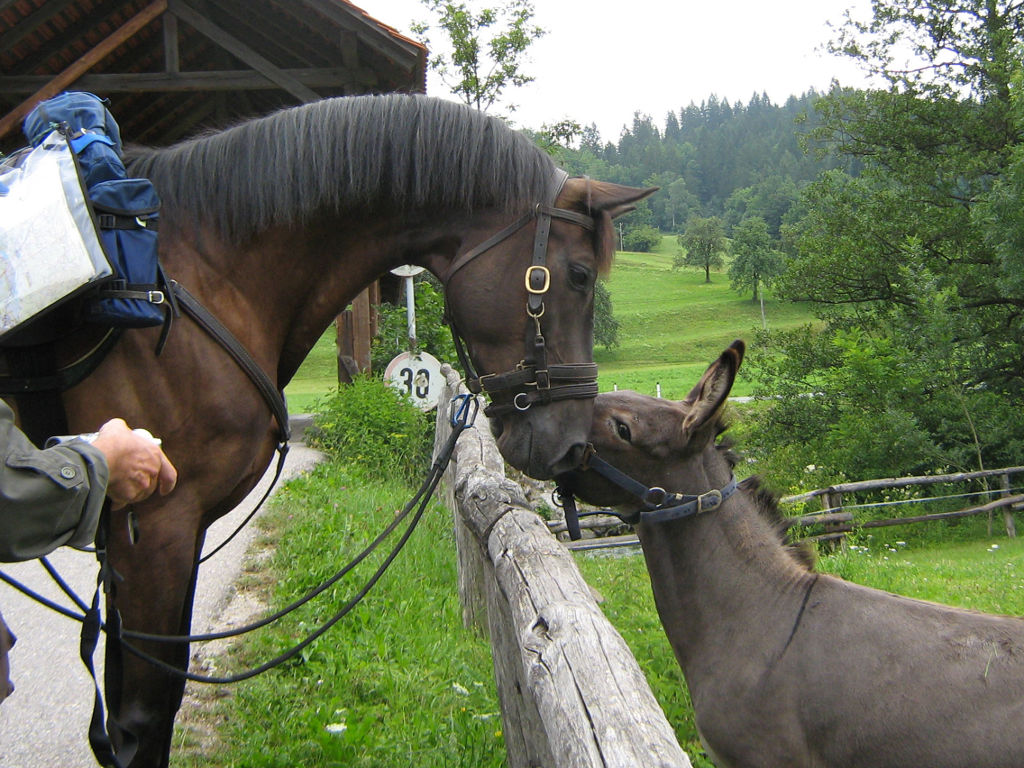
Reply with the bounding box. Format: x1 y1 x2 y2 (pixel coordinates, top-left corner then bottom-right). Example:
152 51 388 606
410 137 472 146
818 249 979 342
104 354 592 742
443 169 601 419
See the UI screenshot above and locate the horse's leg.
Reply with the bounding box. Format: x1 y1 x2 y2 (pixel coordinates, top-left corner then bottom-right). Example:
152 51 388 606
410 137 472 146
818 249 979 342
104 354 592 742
102 504 204 768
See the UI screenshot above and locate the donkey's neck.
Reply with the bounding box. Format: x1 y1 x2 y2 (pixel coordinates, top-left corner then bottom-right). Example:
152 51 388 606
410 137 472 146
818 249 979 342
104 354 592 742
635 446 814 680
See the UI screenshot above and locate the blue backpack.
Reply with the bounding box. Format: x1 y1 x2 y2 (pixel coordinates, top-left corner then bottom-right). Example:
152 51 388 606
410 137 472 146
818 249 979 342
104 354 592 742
23 91 166 328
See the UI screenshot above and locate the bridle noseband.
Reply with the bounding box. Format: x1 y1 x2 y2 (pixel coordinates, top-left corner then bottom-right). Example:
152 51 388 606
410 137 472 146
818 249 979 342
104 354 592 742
443 169 600 418
555 446 738 540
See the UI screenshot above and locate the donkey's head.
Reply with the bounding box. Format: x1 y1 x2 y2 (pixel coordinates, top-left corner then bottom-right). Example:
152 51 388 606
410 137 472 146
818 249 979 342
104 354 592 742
558 341 744 507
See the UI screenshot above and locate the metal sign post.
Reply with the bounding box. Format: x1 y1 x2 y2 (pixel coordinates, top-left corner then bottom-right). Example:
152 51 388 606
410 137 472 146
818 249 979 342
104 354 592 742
385 265 441 410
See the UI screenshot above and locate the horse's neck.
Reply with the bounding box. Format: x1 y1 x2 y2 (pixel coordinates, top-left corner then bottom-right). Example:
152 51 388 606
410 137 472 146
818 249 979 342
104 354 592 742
168 216 449 386
636 448 813 675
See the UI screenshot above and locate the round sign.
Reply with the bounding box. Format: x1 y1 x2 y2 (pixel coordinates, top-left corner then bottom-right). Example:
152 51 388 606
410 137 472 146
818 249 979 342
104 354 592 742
390 264 425 277
384 351 443 411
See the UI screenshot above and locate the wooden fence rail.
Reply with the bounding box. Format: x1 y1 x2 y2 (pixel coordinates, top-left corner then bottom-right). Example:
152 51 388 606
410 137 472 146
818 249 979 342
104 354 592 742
434 366 691 768
782 466 1024 541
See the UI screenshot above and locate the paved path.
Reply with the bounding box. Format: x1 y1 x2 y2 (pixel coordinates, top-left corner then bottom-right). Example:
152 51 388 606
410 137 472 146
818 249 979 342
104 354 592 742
0 441 323 768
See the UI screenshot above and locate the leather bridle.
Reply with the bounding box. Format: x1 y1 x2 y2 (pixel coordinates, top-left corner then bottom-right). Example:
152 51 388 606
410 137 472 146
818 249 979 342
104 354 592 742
443 169 601 418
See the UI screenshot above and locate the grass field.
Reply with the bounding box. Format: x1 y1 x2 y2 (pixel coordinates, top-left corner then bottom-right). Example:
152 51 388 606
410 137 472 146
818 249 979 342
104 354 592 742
172 463 506 767
596 237 815 399
283 235 818 410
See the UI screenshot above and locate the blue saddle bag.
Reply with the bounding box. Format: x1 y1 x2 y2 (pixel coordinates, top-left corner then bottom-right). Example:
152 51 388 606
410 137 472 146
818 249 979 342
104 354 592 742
23 91 165 328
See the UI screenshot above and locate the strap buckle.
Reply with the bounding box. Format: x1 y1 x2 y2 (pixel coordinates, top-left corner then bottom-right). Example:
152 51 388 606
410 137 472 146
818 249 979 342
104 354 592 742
698 489 723 513
643 486 668 508
525 265 550 295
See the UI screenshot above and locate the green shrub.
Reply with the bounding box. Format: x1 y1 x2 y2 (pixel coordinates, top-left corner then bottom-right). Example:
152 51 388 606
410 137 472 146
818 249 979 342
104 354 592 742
622 224 663 252
371 276 455 372
305 376 433 483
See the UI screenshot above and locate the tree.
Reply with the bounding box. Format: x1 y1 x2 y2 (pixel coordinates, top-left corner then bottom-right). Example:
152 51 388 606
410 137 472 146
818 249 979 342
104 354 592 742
676 216 726 282
728 216 784 303
750 0 1024 482
665 177 700 231
411 0 545 114
593 280 619 350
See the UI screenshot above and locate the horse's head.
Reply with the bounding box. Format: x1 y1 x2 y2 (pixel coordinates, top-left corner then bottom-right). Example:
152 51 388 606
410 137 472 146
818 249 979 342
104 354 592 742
443 174 656 479
557 341 745 504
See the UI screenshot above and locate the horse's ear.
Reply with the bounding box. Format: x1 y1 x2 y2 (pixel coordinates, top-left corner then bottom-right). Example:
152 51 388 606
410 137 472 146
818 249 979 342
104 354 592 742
680 340 745 442
579 180 659 220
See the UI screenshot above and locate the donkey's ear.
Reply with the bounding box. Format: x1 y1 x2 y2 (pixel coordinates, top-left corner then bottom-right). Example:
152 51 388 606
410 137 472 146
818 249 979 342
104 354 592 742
680 340 745 439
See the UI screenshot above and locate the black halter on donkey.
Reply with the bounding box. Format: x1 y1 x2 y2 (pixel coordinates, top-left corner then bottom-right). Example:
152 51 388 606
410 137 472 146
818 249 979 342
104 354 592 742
444 169 600 418
556 445 739 539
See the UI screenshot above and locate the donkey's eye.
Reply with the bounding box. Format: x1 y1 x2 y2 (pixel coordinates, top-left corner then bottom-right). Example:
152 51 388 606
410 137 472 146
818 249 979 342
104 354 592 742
568 264 591 291
615 421 631 442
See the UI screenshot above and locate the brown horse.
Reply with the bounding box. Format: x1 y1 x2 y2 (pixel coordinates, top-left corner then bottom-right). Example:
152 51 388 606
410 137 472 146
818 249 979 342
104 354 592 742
559 341 1024 768
5 94 653 766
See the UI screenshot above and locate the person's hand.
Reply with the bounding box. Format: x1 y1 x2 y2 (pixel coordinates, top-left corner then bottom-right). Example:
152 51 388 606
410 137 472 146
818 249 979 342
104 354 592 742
90 419 178 510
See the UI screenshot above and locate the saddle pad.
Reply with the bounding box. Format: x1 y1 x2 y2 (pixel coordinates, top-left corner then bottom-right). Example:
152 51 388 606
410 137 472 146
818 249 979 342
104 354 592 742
0 131 112 338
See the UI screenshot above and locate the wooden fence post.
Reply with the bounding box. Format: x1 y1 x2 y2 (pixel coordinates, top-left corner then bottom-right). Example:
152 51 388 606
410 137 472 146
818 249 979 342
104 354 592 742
822 489 847 549
1001 473 1017 538
435 366 692 768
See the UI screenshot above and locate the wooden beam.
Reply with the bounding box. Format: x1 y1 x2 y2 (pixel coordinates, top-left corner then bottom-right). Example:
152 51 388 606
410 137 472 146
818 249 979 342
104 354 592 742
0 0 167 142
166 0 319 103
163 9 179 73
0 67 376 93
302 0 422 66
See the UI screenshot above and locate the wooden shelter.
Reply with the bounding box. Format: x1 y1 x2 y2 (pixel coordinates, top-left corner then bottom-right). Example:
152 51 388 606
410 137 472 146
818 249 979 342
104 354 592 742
0 0 427 377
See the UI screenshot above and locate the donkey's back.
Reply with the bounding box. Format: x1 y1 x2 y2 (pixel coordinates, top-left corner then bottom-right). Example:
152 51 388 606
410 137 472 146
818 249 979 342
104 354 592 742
768 575 1024 768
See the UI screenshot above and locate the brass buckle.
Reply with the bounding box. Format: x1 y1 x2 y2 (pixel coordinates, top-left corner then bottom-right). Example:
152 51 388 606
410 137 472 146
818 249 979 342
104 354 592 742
698 489 723 513
525 265 550 294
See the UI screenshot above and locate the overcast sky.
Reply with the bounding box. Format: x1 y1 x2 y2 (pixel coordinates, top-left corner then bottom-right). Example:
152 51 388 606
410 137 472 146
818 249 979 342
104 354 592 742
352 0 878 141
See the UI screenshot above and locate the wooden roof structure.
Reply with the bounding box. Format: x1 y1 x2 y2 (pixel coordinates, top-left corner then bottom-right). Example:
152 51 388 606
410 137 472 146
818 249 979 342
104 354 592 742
0 0 427 155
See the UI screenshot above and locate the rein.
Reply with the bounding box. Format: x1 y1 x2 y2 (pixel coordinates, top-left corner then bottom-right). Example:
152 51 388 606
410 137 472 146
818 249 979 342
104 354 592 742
443 169 600 418
0 395 478 685
556 447 738 539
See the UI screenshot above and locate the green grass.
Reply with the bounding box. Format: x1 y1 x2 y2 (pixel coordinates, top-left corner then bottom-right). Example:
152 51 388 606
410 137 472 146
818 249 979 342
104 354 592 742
596 236 815 399
577 530 1024 768
284 333 338 414
283 235 819 408
171 463 504 768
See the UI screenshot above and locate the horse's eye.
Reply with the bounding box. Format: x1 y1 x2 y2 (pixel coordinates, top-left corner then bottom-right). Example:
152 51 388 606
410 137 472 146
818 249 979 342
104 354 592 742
568 264 591 291
615 421 631 442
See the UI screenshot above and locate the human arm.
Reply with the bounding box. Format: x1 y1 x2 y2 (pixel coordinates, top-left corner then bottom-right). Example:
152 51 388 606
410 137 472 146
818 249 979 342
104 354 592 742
0 402 176 561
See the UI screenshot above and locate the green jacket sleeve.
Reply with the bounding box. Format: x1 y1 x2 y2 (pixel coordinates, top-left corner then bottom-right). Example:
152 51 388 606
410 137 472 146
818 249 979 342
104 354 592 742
0 401 109 562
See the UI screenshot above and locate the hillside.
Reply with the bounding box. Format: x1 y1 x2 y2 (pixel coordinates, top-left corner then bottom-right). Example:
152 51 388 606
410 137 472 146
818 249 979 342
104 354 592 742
597 237 815 399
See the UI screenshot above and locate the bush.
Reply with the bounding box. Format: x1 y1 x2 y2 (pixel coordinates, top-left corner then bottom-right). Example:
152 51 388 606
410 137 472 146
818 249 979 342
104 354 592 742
305 375 434 483
371 276 456 372
622 225 662 252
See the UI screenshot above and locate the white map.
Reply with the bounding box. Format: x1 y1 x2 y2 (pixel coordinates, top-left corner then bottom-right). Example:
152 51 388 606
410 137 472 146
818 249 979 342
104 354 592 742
0 134 111 336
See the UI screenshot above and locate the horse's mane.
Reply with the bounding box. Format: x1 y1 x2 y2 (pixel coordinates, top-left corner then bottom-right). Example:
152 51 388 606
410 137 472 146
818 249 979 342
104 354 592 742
127 94 558 244
718 426 817 571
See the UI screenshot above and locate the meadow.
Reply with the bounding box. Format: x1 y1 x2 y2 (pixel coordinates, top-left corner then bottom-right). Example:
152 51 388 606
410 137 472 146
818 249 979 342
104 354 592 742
594 237 814 399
